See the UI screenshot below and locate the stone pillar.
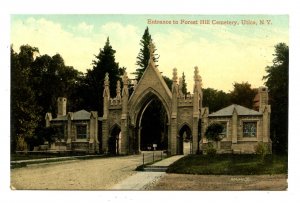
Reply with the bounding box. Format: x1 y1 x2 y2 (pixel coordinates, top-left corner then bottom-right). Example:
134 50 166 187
191 66 202 154
120 71 129 155
262 105 271 143
201 107 209 144
170 68 178 155
232 108 238 144
67 112 73 150
102 73 110 154
89 111 99 153
45 113 52 127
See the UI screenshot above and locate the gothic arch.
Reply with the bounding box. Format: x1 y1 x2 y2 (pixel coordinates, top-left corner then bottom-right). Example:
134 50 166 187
129 87 171 127
178 122 192 134
108 123 121 155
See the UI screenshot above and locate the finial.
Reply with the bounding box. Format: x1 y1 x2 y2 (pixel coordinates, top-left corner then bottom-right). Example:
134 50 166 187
105 72 109 85
122 71 128 84
179 77 184 97
172 68 178 82
117 80 121 91
194 66 199 81
179 77 183 88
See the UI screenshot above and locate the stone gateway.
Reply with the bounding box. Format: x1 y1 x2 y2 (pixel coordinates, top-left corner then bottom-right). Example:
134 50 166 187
45 42 271 155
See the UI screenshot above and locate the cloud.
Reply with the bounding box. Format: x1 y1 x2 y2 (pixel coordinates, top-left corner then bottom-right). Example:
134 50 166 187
11 16 288 92
76 22 94 33
152 25 288 92
11 17 102 72
99 22 141 72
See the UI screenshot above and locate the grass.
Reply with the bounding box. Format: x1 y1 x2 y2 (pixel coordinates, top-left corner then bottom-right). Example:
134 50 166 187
167 154 287 175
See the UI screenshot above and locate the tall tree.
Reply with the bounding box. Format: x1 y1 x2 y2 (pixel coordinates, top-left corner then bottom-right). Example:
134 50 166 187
30 53 82 116
11 45 41 151
182 72 188 95
84 37 124 115
263 43 288 154
134 27 159 81
229 82 257 109
202 88 231 112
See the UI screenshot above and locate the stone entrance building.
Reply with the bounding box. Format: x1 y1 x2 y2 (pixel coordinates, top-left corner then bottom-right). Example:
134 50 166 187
45 42 271 155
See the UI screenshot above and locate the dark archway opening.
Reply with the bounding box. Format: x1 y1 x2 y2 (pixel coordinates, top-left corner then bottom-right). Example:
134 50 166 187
140 97 168 151
108 125 121 155
178 124 192 155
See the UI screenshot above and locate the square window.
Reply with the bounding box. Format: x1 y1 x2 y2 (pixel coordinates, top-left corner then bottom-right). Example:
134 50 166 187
76 125 87 139
243 122 257 137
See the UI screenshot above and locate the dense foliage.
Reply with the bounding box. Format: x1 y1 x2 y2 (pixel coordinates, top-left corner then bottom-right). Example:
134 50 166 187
263 43 289 154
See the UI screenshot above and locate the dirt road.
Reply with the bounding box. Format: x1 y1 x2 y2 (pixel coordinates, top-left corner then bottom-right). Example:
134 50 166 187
11 155 143 190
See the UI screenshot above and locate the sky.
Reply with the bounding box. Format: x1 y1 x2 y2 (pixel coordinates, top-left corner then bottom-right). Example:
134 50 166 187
11 14 288 92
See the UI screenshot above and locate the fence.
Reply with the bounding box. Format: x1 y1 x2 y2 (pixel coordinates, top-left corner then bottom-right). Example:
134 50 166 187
141 150 167 166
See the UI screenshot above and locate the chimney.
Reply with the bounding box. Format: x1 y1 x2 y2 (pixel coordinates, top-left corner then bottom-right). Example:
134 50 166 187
57 97 67 117
258 87 268 112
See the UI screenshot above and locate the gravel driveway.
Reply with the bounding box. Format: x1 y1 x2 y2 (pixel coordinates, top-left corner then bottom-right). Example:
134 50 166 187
11 155 144 190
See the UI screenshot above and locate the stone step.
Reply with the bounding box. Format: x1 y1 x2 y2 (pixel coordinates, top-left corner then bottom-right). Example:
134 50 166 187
143 165 168 172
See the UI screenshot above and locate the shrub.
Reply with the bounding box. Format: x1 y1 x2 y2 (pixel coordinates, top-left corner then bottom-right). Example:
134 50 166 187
206 143 217 157
255 142 268 162
205 123 224 142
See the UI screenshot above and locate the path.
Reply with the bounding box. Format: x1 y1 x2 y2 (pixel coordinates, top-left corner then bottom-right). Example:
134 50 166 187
111 155 184 190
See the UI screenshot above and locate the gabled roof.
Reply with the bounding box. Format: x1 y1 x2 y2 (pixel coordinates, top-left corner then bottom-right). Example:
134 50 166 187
208 104 262 117
73 110 91 120
128 55 172 106
52 110 91 121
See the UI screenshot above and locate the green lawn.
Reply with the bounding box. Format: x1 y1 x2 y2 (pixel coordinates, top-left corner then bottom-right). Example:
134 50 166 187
167 154 287 175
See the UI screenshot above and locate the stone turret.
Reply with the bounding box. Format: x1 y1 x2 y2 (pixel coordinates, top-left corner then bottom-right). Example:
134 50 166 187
120 71 129 154
103 73 110 119
57 97 67 117
171 68 179 119
102 73 110 153
192 66 202 154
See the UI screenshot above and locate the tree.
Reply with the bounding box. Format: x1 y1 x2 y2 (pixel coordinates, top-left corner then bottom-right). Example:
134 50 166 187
205 123 224 142
11 45 41 151
84 37 124 115
263 43 288 154
229 82 257 109
30 53 82 116
182 72 188 95
205 123 224 156
202 88 231 112
134 27 159 81
11 44 83 151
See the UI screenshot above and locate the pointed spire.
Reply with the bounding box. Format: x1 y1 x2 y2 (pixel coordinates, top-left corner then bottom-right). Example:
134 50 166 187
103 72 110 98
194 66 199 82
122 70 128 85
193 66 202 93
172 68 178 83
122 70 129 97
104 72 109 86
116 80 121 100
178 77 184 97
